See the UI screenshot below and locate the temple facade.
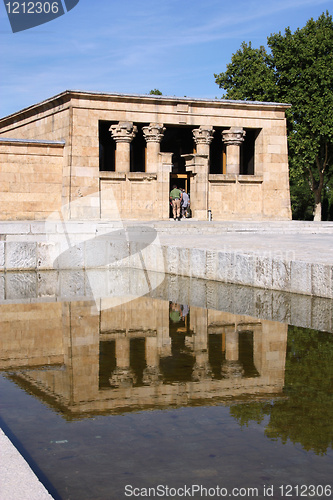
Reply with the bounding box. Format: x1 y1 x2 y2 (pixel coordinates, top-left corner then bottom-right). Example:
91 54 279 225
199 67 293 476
0 90 292 221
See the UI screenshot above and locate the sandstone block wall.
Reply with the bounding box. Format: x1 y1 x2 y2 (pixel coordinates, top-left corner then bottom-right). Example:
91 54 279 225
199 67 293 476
0 302 63 369
0 139 64 220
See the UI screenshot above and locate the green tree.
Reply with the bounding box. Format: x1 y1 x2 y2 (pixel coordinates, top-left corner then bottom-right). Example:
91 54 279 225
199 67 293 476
149 89 163 95
214 41 275 102
214 12 333 221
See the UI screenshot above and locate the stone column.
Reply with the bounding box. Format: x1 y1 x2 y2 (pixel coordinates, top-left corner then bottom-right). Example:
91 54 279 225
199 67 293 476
142 123 165 173
109 122 137 173
221 325 244 378
222 127 246 175
192 126 214 157
143 336 162 385
158 152 173 220
183 154 209 220
191 307 212 381
109 336 136 387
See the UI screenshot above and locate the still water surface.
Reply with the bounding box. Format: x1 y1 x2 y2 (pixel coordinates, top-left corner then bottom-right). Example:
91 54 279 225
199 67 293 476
0 272 332 500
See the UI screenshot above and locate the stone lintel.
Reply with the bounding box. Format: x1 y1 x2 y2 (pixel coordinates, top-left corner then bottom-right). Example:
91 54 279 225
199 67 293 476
99 171 126 180
126 173 157 181
208 174 263 184
208 174 237 183
238 175 263 184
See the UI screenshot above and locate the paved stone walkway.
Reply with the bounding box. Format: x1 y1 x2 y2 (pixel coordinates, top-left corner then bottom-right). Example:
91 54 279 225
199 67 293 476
0 429 53 500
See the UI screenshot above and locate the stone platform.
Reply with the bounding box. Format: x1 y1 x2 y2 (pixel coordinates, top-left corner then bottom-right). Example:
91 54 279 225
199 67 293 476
1 219 333 298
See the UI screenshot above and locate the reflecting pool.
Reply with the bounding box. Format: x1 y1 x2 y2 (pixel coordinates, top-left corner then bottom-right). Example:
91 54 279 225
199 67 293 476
0 270 332 500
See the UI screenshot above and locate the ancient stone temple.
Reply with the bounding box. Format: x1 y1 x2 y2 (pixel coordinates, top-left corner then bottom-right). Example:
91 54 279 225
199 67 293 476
0 90 292 221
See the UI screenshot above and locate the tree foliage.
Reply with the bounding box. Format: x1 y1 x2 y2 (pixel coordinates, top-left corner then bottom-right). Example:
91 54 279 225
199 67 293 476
230 326 333 455
214 42 275 102
149 89 163 95
214 12 333 220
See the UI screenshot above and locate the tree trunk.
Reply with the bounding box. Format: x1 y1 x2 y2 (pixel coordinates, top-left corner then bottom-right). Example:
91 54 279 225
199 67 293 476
310 160 325 222
313 200 322 221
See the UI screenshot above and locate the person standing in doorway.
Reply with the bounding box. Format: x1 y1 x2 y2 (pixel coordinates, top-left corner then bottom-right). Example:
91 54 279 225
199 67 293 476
169 184 182 221
181 188 189 218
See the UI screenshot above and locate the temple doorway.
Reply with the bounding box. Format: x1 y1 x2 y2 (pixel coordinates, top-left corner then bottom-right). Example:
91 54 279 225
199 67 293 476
170 173 190 193
169 173 191 219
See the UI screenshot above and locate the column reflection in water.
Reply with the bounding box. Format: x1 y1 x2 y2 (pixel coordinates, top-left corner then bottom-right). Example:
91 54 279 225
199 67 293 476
0 296 288 417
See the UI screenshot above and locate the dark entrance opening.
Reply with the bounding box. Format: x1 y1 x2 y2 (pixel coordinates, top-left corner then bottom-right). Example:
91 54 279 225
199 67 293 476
130 124 147 173
99 121 116 172
240 129 260 175
161 125 194 174
210 126 227 174
99 121 147 173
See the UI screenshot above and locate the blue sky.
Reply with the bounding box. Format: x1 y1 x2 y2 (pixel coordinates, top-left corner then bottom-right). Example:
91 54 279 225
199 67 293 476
0 0 331 118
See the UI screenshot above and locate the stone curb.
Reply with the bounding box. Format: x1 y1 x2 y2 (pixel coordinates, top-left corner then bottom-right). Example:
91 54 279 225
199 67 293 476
1 220 333 299
0 429 54 500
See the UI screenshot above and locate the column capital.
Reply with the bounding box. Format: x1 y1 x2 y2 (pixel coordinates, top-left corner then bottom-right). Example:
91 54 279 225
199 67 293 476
110 122 137 143
142 123 165 143
193 126 215 145
222 127 246 146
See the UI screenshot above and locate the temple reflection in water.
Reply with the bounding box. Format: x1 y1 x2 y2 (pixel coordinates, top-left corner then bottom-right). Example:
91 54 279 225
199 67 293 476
0 296 288 418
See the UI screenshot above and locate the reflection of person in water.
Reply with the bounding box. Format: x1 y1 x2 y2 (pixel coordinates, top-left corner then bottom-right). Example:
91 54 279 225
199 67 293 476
169 303 189 323
181 304 189 319
169 302 182 323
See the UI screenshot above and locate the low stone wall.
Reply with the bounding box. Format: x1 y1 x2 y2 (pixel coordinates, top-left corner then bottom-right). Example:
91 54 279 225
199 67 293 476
0 269 332 334
0 220 332 299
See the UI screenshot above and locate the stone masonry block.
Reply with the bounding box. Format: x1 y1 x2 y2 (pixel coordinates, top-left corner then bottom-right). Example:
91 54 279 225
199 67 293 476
232 285 256 317
271 291 291 325
217 251 235 283
290 260 312 295
59 270 85 298
215 282 236 314
6 241 37 270
0 273 4 300
253 288 274 320
290 293 312 329
84 238 109 268
108 239 129 268
311 296 332 333
85 268 110 300
234 253 255 286
255 256 273 289
272 259 291 292
56 241 84 269
177 247 190 276
205 250 218 281
37 271 59 298
0 242 4 270
6 272 37 299
190 248 206 279
37 242 59 270
311 263 332 298
1 222 31 234
189 277 207 308
166 246 180 275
